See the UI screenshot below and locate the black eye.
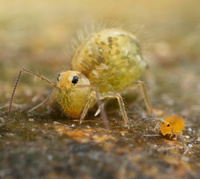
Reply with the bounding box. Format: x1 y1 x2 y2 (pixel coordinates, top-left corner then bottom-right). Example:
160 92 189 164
57 74 61 81
72 76 78 84
167 123 170 127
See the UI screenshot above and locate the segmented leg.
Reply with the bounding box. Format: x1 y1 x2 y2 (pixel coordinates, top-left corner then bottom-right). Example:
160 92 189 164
117 80 153 114
28 95 51 113
75 85 109 129
170 128 174 139
153 123 160 132
80 91 96 123
79 90 130 128
99 92 130 128
173 131 183 140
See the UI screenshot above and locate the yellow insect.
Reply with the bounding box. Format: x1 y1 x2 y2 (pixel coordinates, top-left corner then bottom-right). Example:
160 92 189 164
9 28 152 128
154 115 184 139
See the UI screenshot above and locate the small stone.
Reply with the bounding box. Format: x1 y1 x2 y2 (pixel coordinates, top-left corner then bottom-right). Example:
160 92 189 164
188 144 193 148
47 155 53 160
0 117 5 122
53 121 61 125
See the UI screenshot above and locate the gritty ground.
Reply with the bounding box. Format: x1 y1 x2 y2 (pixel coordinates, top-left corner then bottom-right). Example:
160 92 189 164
0 0 200 178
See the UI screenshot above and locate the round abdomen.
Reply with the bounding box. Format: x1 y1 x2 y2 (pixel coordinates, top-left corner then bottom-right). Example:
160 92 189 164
71 29 147 93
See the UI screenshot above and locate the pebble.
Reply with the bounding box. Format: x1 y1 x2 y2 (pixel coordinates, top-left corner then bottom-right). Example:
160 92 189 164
188 144 193 148
0 117 5 122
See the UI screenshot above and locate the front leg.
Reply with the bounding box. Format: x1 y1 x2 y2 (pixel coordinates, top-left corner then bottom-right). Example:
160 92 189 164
80 91 96 123
76 85 109 129
78 87 130 129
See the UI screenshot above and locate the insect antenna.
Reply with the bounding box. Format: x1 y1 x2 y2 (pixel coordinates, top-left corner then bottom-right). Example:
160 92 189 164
9 68 57 115
153 119 162 125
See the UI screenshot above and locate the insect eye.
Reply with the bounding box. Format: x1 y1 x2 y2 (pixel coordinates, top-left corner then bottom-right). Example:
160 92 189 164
71 76 79 84
167 123 171 127
57 74 61 81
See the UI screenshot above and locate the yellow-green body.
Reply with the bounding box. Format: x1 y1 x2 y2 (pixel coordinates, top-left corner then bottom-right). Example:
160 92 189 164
55 28 149 120
71 29 147 93
10 29 152 128
54 71 91 118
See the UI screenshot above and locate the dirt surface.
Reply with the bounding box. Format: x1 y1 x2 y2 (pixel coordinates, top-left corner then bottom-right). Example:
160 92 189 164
0 0 200 178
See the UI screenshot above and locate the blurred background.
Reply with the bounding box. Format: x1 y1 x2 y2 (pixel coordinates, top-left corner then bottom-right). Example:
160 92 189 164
1 0 200 118
0 0 200 178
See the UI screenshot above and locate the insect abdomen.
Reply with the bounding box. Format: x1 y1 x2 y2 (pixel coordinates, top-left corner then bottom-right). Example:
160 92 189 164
71 29 147 93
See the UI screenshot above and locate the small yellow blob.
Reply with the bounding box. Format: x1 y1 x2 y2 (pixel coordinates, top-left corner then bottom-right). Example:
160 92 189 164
155 115 184 138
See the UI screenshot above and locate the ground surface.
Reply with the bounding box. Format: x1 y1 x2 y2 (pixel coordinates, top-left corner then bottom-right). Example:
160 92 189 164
0 0 200 178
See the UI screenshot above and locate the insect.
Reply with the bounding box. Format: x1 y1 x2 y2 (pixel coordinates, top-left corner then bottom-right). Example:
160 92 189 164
9 28 153 128
154 115 184 139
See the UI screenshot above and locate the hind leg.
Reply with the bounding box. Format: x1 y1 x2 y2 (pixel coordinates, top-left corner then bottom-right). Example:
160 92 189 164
117 80 153 114
99 92 130 128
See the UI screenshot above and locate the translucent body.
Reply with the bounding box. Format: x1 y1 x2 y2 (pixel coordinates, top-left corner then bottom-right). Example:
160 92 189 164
71 29 147 93
54 29 152 126
10 28 152 128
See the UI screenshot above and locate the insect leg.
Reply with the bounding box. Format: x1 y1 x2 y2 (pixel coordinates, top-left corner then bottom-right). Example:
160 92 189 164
152 118 163 132
154 123 160 132
9 68 57 115
117 80 153 114
80 91 96 123
99 92 130 128
170 128 175 139
75 85 109 129
28 95 51 113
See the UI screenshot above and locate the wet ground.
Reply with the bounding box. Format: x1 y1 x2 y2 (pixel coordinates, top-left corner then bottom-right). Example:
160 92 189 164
0 0 200 178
